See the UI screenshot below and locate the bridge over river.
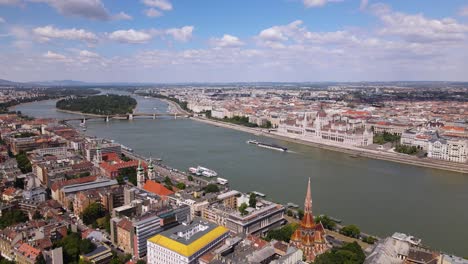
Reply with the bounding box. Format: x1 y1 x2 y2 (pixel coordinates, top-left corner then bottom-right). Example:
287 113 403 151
60 112 192 122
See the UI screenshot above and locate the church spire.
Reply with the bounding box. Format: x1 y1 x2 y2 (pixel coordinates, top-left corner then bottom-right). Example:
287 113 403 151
304 177 312 214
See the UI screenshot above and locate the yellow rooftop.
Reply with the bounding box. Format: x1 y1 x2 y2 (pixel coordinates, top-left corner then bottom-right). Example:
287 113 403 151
148 225 229 257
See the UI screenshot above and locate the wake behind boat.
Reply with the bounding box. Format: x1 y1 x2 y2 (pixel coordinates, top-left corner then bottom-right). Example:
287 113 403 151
247 139 288 152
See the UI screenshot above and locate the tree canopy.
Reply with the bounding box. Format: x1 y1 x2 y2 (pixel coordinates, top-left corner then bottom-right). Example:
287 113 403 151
80 203 105 226
314 242 365 264
56 95 137 115
340 224 361 238
54 233 96 264
0 210 28 229
264 223 298 242
239 202 248 216
315 215 336 230
203 183 219 193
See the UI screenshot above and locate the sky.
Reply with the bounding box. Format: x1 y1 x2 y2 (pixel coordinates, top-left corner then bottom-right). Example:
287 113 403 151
1 0 468 83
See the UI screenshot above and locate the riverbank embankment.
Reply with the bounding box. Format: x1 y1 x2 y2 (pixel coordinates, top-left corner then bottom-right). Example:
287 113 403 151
192 117 468 174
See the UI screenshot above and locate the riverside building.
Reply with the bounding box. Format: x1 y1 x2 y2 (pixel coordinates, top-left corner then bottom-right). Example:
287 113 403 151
277 110 373 147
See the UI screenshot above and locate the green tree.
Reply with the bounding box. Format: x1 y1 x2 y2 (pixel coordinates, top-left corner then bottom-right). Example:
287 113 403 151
56 95 137 115
116 175 125 185
341 224 361 238
297 209 304 220
249 193 257 208
203 184 219 193
80 203 105 226
176 182 186 190
164 176 173 186
315 215 336 230
35 253 46 264
15 151 32 173
136 260 146 264
14 177 25 189
0 210 28 229
33 211 42 220
188 175 194 181
265 223 298 242
239 203 248 216
119 167 136 186
362 236 377 244
314 242 365 264
54 233 95 263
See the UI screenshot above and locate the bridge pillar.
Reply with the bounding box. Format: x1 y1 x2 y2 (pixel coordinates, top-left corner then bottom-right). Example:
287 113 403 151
128 113 133 120
105 116 109 122
153 114 156 120
82 118 86 124
174 113 177 120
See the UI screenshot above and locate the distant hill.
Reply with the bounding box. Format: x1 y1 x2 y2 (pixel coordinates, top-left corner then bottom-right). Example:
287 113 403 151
26 80 90 86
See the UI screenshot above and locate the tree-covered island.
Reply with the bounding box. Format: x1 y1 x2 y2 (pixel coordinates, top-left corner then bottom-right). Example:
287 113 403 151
56 94 137 115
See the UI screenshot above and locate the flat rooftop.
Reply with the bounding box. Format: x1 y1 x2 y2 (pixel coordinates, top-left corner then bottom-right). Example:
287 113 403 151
148 218 229 257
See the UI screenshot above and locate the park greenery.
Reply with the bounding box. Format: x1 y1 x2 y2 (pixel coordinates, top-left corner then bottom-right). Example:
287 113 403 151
340 224 361 238
0 210 28 229
264 223 298 243
80 202 105 226
15 151 32 173
314 242 366 264
54 232 95 264
373 132 401 145
0 88 99 114
203 183 220 193
394 144 420 155
176 182 186 190
315 215 337 230
56 95 137 115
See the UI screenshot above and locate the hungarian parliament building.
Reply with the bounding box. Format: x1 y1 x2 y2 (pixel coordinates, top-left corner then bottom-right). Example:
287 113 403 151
277 109 374 147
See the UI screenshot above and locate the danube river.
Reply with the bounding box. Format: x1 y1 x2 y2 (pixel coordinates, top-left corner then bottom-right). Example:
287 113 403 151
11 94 468 256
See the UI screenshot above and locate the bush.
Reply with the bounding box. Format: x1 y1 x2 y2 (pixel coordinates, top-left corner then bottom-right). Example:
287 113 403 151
340 225 361 238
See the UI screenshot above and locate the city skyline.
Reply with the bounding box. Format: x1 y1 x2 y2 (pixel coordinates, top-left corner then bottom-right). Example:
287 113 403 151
1 0 468 82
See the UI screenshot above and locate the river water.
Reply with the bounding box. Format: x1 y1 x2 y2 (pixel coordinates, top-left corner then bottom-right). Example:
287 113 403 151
11 92 468 256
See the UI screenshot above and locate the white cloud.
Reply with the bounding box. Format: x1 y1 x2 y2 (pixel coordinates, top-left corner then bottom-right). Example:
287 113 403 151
43 51 67 60
459 6 468 17
141 0 172 11
166 26 194 42
360 0 369 10
210 34 244 48
108 29 153 44
112 12 132 21
144 8 162 18
0 17 5 23
30 0 110 20
33 25 98 43
373 4 468 43
303 0 342 8
79 50 99 58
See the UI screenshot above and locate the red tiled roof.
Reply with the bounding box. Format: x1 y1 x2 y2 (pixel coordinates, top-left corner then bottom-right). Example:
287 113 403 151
17 243 41 261
51 175 97 191
2 187 16 196
143 180 174 197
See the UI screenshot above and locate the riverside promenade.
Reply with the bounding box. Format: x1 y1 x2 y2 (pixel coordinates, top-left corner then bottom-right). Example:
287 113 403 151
192 117 468 174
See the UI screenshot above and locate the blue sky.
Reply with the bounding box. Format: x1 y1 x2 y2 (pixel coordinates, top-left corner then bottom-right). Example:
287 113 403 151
1 0 468 82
